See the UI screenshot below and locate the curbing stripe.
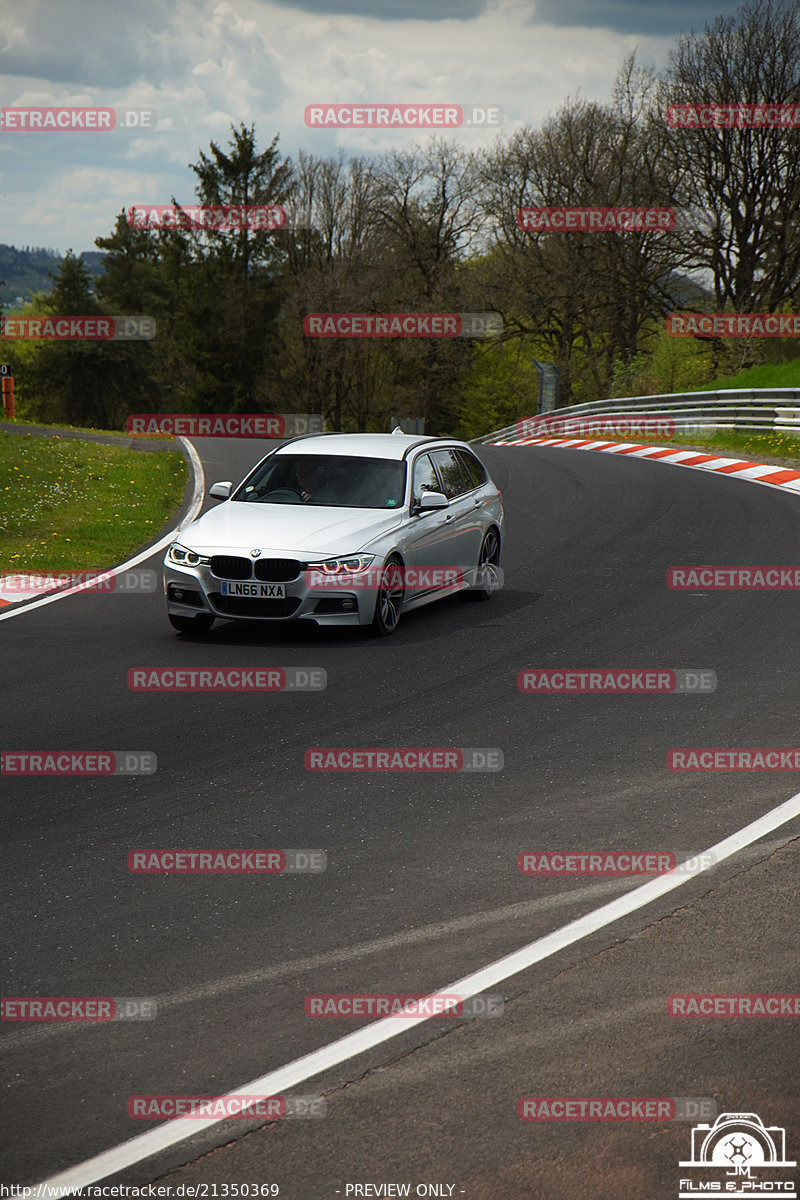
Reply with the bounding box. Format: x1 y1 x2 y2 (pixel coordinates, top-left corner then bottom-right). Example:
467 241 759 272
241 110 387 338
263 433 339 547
489 435 800 496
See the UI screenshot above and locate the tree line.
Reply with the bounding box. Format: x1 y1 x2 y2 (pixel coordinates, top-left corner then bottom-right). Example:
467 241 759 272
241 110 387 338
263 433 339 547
5 0 800 436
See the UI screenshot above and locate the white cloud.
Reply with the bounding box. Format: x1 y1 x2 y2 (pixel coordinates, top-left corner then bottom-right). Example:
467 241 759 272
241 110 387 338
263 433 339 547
0 0 688 253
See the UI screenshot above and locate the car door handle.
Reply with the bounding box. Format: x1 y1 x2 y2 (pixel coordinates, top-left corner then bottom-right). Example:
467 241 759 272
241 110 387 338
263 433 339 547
445 513 455 522
473 498 482 506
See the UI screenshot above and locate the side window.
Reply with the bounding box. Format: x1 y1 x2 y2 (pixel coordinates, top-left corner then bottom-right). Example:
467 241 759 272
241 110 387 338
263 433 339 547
456 449 486 491
430 449 470 499
411 454 440 506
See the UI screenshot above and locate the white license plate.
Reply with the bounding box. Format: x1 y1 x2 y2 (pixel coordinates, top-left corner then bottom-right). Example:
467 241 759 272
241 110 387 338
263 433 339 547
220 581 286 598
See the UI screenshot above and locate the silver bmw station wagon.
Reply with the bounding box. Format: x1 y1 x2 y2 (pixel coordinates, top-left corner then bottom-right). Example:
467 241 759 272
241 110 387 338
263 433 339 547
164 431 503 636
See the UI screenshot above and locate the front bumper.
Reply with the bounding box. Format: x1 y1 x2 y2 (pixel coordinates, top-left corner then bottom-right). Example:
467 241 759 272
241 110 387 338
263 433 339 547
163 559 380 626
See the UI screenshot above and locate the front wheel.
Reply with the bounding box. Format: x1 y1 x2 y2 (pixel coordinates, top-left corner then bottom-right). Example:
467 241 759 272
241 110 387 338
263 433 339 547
466 528 501 601
369 557 404 636
168 612 216 634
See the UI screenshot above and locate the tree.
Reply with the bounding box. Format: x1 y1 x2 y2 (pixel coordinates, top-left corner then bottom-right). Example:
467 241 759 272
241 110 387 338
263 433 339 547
278 152 387 429
476 65 691 404
24 252 137 427
663 0 800 315
182 124 293 409
371 139 484 429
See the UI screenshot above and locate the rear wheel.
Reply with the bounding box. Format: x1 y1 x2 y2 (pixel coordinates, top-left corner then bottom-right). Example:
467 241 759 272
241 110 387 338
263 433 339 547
467 528 501 601
369 557 404 636
168 612 216 634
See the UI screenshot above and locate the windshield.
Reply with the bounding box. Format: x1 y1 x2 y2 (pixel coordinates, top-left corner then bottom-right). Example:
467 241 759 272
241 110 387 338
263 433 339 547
233 454 407 509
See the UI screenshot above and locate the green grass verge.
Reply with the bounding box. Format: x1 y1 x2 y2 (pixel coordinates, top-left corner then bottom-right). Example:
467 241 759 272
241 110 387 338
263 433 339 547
0 431 187 572
645 428 800 461
1 416 170 439
690 358 800 392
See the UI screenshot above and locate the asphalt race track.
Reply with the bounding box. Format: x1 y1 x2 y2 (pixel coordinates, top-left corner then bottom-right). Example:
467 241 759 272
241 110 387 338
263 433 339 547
1 437 799 1198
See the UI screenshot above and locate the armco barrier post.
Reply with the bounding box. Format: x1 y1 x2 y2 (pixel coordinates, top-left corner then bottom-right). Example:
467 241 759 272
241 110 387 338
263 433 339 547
1 374 14 419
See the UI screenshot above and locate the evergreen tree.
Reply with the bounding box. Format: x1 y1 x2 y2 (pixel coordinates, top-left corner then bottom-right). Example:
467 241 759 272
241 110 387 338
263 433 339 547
182 124 293 409
25 251 137 427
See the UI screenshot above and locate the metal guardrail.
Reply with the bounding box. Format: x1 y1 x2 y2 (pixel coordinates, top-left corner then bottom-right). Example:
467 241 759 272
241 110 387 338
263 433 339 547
473 388 800 444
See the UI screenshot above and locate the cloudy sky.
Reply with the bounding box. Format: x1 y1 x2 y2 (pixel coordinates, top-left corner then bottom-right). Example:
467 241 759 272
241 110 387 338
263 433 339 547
0 0 745 261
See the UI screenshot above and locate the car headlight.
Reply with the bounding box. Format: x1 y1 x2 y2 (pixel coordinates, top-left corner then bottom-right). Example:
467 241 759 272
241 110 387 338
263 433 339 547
167 542 210 567
307 555 375 574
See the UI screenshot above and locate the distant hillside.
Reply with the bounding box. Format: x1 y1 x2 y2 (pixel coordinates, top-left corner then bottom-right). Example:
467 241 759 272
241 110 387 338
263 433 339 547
0 244 106 307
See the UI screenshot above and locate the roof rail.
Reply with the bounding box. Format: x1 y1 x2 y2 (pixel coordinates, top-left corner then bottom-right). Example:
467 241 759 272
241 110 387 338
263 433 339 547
399 435 446 460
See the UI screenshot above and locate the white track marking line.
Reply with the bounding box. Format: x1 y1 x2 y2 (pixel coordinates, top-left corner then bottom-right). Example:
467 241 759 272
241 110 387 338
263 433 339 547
6 835 792 1055
0 876 656 1053
39 789 800 1189
0 439 204 622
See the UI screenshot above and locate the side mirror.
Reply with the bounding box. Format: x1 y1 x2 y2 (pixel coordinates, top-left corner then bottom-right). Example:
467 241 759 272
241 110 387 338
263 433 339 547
208 481 232 500
414 491 449 515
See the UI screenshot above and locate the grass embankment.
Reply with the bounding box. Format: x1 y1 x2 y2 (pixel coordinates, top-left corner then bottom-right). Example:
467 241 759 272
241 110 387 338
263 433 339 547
0 430 187 572
690 358 800 392
638 428 800 463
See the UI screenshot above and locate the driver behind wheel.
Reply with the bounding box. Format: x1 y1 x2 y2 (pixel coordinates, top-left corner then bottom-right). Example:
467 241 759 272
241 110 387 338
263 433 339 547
294 460 338 504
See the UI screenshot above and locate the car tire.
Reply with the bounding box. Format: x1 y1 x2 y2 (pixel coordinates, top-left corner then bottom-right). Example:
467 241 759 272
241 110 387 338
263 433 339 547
466 528 501 601
369 556 404 636
168 612 216 634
